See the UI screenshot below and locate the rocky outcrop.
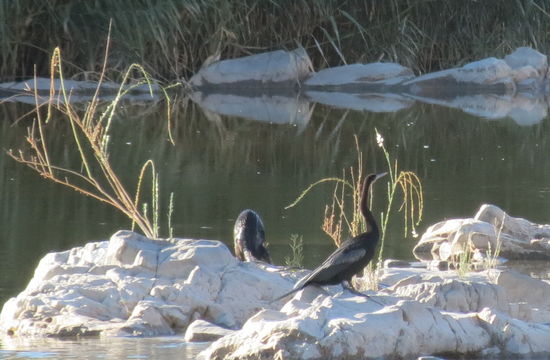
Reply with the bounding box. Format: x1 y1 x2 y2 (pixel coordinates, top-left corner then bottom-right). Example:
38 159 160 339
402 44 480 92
200 269 550 359
413 204 550 261
0 230 297 337
3 229 550 359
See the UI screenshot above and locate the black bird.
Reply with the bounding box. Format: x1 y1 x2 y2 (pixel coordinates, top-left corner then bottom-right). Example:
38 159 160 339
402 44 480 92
233 209 272 263
274 172 386 302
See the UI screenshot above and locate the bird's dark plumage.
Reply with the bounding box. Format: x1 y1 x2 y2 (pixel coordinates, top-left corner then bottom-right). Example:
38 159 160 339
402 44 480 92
234 209 271 263
274 172 386 302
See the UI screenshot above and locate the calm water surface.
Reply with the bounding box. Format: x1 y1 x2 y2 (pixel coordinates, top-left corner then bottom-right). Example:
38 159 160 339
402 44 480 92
1 93 549 358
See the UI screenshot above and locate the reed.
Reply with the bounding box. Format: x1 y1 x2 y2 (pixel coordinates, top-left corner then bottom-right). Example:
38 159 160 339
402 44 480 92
2 0 550 81
7 27 170 239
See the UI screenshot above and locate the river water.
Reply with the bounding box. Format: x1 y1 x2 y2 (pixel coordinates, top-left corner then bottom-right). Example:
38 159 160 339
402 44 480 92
1 90 549 358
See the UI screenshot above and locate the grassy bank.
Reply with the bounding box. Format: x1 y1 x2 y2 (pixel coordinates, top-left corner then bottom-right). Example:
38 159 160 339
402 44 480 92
2 0 550 81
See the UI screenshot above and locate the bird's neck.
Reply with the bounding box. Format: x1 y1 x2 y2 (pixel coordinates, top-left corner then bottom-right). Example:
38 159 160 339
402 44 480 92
363 210 379 238
360 176 379 238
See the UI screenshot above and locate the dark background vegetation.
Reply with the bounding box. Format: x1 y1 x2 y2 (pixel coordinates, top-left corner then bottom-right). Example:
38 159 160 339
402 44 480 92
2 0 550 82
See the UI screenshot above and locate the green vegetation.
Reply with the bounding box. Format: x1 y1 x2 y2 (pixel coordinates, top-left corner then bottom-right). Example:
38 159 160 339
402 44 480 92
284 234 304 268
2 0 550 81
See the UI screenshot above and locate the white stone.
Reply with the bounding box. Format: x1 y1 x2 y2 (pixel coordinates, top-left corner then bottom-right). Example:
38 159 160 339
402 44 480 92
0 230 295 337
185 319 234 342
456 58 513 84
414 204 550 261
189 48 312 87
4 230 550 359
304 62 414 87
504 47 548 78
404 58 515 97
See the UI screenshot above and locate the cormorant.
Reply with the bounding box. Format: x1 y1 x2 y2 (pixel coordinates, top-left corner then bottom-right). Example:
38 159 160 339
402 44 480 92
233 209 272 263
273 172 386 302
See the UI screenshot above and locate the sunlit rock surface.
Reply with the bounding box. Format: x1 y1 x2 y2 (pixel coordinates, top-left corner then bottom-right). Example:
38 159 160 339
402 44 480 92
0 230 296 337
414 204 550 261
200 268 550 359
189 48 312 88
304 62 414 88
2 229 550 359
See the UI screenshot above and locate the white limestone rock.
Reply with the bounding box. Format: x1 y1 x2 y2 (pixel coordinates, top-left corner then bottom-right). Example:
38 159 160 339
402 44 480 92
414 204 550 261
504 47 548 78
0 230 296 337
304 62 414 88
189 48 312 88
185 319 235 342
200 268 550 359
404 58 515 96
3 229 550 359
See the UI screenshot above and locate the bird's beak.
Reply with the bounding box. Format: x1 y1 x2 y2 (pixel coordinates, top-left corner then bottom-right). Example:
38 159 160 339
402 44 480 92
374 172 387 181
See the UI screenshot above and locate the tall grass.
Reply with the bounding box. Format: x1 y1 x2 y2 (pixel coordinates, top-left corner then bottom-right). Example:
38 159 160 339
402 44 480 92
285 132 423 288
7 29 171 239
2 0 550 81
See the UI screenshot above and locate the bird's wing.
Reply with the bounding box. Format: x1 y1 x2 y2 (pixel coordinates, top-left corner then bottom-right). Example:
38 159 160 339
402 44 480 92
294 247 366 289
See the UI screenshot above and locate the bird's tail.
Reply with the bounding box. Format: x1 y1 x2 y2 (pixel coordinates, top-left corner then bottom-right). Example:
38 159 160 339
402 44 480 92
270 286 302 304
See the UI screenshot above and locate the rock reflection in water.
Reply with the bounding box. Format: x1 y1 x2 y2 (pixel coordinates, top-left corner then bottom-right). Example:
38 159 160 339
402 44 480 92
305 91 413 112
190 91 312 129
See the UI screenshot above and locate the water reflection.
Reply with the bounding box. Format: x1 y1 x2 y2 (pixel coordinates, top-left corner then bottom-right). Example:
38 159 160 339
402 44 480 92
0 336 207 359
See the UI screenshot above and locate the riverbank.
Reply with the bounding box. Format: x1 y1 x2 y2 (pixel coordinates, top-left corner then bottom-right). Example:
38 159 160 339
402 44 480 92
2 1 550 81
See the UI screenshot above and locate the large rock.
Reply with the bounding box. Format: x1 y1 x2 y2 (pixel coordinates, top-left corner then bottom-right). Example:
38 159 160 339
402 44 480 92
0 230 296 337
413 204 550 261
189 48 312 88
3 229 550 359
304 62 414 89
200 269 550 359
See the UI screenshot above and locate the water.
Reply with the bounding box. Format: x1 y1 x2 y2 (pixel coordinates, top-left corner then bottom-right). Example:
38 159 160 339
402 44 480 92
0 336 208 359
1 92 550 358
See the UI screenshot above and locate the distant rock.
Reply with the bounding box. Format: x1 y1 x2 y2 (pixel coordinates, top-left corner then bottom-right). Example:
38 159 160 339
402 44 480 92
189 48 312 88
413 204 550 261
404 58 516 96
304 62 414 89
504 47 548 78
0 78 159 104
